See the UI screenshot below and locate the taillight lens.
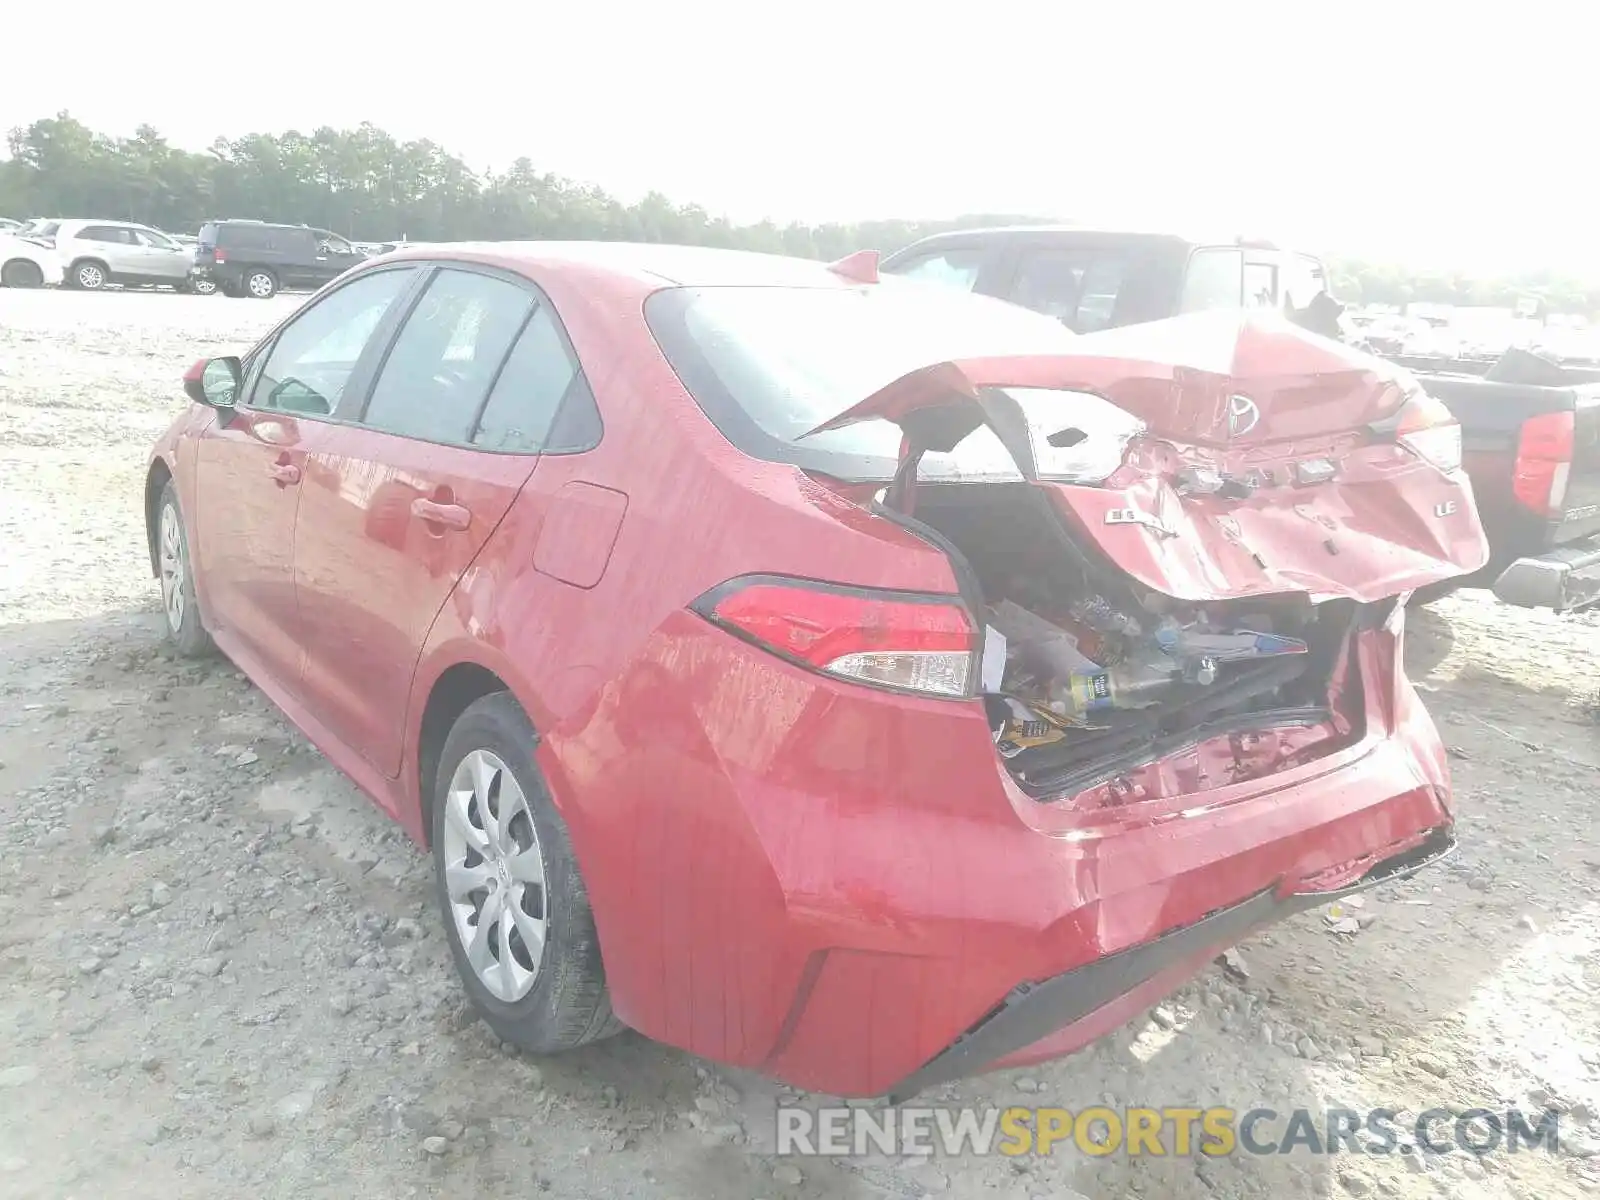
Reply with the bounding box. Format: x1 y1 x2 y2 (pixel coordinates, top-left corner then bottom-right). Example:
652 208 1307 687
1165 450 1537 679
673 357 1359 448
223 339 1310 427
212 247 226 263
1512 411 1574 518
1388 390 1462 473
694 576 975 698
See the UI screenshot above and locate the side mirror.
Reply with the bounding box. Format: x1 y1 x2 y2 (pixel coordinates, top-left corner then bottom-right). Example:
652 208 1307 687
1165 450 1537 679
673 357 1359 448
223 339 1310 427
183 356 242 409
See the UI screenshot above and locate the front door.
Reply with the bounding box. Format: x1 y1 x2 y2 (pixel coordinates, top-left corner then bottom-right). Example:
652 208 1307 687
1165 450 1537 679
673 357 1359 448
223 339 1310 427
193 265 422 694
292 264 584 778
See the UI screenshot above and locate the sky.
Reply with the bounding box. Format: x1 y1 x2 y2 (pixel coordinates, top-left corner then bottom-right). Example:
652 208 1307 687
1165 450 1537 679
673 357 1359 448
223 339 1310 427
0 1 1587 275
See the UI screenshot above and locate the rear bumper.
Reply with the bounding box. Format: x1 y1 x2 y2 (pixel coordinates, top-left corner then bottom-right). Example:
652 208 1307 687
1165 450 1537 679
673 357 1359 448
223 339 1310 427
1492 538 1600 611
554 611 1457 1098
885 824 1455 1100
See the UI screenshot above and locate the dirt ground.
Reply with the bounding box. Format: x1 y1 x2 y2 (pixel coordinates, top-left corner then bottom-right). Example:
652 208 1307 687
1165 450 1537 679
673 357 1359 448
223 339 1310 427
2 288 1598 1200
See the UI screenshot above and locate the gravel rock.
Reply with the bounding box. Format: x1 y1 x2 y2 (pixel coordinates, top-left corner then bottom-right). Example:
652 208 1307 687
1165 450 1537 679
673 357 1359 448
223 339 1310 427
773 1163 804 1186
421 1136 449 1156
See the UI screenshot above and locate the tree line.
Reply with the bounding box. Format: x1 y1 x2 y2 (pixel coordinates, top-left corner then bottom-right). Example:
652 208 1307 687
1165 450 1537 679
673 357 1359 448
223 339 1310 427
3 112 1594 314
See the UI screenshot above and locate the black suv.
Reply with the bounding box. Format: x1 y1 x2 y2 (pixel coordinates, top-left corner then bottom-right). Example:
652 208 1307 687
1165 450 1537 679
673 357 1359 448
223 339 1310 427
191 221 365 299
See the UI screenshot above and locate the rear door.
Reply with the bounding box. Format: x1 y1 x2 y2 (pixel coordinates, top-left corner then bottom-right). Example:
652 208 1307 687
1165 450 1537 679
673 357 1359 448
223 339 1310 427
291 263 585 777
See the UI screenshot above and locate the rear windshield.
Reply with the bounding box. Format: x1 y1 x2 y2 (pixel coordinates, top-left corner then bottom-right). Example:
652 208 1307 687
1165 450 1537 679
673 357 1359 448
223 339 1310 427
645 279 1095 481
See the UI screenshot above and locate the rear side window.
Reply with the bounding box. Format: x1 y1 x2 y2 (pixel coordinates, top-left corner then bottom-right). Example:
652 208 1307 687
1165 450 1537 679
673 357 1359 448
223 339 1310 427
249 268 416 415
472 305 586 453
217 224 274 250
81 225 135 245
360 269 533 444
885 247 986 291
1008 250 1129 333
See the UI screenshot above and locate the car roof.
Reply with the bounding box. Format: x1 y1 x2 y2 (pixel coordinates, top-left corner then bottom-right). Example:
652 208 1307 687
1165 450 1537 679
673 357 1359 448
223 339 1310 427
377 240 882 290
883 225 1287 256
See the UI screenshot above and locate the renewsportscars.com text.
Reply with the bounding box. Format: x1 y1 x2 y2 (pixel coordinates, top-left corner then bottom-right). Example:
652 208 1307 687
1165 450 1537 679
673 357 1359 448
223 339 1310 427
776 1105 1562 1158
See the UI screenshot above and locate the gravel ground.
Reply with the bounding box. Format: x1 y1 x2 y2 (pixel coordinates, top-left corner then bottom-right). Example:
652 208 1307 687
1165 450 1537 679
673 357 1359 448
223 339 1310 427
2 288 1598 1200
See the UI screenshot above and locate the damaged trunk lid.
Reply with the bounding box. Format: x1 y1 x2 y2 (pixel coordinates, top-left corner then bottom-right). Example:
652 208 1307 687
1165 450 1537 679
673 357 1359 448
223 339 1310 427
806 312 1490 803
809 310 1490 604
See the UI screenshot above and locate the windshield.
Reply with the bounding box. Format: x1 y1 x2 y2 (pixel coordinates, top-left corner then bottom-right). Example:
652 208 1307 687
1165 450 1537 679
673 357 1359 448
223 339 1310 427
646 279 1088 480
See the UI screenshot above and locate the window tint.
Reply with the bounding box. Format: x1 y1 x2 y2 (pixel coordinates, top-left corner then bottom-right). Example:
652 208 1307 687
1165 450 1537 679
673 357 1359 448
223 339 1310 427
82 226 134 245
134 228 177 250
361 269 533 444
1008 250 1129 333
472 305 579 452
1179 248 1244 313
218 223 274 250
250 269 414 416
886 248 985 291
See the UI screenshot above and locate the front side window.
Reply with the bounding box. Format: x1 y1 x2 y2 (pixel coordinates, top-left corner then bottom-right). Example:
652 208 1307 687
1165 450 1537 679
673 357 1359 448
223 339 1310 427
134 228 178 250
1243 261 1279 310
885 248 986 292
1179 247 1244 314
360 269 534 444
249 268 416 415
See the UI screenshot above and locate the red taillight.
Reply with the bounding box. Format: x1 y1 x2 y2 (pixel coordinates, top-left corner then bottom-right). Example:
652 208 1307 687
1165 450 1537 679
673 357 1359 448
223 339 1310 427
1392 391 1462 473
1512 411 1574 518
695 576 976 698
211 247 226 263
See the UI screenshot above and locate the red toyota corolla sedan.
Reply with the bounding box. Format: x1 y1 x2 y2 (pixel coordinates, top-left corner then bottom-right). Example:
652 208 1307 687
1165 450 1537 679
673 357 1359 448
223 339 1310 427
145 242 1486 1098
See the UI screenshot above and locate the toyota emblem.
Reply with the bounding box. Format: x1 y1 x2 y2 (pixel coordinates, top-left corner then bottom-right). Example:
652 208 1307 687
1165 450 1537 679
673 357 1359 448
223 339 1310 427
1227 394 1260 438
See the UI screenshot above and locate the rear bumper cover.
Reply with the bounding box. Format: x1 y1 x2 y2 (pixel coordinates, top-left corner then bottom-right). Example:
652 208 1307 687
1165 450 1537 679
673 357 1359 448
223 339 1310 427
886 824 1456 1101
1493 538 1600 611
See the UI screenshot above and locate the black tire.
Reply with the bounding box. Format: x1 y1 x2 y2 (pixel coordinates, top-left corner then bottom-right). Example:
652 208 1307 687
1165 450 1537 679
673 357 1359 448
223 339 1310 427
71 259 109 290
156 481 213 658
431 693 621 1052
221 280 243 298
1408 581 1463 608
1 259 44 288
244 269 278 299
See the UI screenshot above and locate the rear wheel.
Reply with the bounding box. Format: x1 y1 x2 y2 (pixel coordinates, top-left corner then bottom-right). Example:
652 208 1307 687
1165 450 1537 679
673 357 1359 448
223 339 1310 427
431 693 621 1052
245 269 278 299
71 259 109 290
1 259 43 288
157 481 213 658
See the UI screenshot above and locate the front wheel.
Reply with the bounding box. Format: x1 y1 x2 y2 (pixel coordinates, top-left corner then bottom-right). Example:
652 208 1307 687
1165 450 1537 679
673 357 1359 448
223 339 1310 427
245 269 278 299
72 260 109 290
432 693 621 1052
156 481 213 658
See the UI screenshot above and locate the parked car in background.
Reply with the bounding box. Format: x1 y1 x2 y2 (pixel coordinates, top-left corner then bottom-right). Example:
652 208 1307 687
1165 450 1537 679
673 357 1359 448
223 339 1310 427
18 219 203 291
191 220 364 298
880 226 1340 335
147 242 1480 1097
0 217 22 233
0 232 65 288
1411 350 1600 611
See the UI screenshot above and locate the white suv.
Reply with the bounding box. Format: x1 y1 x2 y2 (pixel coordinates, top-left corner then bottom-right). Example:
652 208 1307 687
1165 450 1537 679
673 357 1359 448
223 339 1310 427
30 219 208 292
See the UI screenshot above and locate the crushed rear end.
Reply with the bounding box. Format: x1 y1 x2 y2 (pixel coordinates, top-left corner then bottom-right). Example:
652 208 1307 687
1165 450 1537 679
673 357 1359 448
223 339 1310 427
611 298 1484 1097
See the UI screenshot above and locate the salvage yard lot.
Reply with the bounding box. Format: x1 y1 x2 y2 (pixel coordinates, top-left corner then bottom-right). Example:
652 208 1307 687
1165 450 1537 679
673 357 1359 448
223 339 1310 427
2 288 1599 1200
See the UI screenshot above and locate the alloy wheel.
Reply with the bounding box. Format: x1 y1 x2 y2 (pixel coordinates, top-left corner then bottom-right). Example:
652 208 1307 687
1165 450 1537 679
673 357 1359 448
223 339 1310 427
158 502 185 633
77 264 105 289
248 273 274 298
441 749 549 1002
